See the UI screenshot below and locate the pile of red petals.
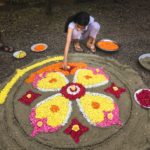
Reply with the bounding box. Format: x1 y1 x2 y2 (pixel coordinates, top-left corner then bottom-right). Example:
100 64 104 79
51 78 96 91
136 89 150 107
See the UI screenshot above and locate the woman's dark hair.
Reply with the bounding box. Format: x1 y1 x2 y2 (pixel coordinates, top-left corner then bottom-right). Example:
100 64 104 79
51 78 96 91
64 11 90 33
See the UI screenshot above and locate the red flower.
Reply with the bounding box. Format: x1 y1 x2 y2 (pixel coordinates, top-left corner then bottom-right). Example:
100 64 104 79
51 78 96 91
60 83 86 100
104 83 126 99
64 118 89 143
18 90 41 105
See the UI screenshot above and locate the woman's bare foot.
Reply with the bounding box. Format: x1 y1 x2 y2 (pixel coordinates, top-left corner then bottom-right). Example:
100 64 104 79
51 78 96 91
88 44 96 53
74 40 83 52
87 36 96 53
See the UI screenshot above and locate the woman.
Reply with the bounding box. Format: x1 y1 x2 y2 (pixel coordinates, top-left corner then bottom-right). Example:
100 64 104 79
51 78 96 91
63 11 100 69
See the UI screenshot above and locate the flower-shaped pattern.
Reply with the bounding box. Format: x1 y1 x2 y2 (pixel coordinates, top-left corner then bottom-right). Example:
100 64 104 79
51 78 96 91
30 94 72 137
60 83 86 100
77 92 122 126
18 90 41 105
64 118 89 143
32 72 69 91
104 82 126 99
29 67 122 137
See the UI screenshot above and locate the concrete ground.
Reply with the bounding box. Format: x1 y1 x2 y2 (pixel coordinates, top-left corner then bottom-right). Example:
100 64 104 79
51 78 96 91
0 0 150 149
0 0 149 86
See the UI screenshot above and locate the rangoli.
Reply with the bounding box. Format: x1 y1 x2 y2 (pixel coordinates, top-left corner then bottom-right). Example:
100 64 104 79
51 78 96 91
0 55 128 145
27 64 123 141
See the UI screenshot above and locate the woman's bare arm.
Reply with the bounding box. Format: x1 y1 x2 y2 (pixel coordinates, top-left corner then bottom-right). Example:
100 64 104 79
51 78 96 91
63 28 73 69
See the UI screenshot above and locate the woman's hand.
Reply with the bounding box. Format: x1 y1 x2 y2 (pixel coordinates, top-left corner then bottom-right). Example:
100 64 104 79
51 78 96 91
62 62 68 70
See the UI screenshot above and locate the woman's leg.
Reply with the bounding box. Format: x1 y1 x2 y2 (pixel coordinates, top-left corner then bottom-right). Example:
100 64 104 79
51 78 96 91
86 22 100 52
72 29 83 52
87 36 96 52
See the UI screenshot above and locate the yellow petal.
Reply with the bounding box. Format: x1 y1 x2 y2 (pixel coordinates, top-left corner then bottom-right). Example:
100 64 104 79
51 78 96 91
35 94 72 127
77 92 115 125
36 72 69 91
74 69 109 88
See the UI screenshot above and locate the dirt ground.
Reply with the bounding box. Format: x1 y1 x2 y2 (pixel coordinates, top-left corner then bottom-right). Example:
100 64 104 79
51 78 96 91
0 0 150 149
0 0 150 86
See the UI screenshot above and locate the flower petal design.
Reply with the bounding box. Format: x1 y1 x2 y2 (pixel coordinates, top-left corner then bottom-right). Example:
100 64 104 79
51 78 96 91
87 67 109 80
104 83 126 99
96 103 122 127
25 62 87 83
60 83 86 100
30 94 72 137
18 90 41 105
32 72 69 92
64 118 89 143
73 68 109 88
77 92 122 127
